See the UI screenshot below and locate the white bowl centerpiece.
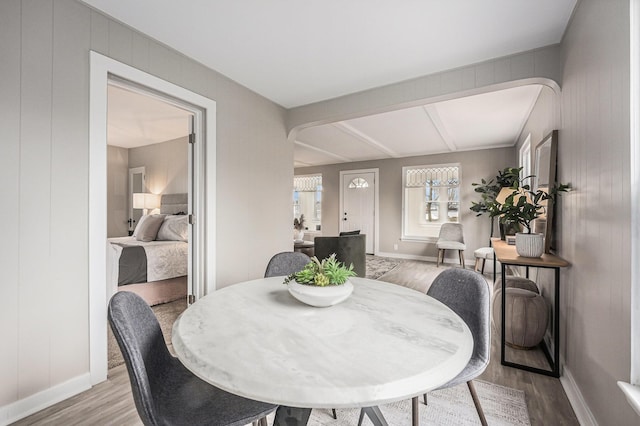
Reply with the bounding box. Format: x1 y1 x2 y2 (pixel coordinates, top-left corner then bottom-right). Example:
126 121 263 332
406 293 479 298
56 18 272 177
283 254 356 307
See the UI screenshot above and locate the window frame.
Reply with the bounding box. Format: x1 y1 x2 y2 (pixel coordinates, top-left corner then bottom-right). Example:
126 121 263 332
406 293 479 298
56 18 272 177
401 163 462 242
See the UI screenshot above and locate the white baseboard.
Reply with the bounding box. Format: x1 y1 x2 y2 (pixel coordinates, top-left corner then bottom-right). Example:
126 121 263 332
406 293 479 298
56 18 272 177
561 366 598 426
376 251 474 266
0 373 92 426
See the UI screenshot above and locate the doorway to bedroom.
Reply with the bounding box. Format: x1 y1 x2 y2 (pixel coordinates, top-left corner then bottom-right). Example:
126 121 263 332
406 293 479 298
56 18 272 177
106 80 194 370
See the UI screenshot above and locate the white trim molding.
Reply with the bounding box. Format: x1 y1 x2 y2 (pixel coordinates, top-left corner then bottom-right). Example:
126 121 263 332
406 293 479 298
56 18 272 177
0 374 91 425
89 51 217 386
560 367 599 426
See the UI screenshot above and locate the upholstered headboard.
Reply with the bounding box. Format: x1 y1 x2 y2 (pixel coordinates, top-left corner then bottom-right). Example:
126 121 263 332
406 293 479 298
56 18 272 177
160 193 188 215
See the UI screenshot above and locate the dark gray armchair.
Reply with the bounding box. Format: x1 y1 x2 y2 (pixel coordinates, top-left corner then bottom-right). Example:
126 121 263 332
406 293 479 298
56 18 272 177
314 234 366 277
108 291 277 426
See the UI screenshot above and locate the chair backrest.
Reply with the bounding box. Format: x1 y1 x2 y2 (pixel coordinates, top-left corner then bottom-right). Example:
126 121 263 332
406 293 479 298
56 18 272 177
108 291 173 425
427 268 490 366
438 223 465 243
264 251 311 277
314 234 366 277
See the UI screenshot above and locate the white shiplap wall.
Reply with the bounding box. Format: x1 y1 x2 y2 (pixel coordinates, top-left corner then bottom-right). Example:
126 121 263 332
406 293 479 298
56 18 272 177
558 0 636 424
0 0 291 420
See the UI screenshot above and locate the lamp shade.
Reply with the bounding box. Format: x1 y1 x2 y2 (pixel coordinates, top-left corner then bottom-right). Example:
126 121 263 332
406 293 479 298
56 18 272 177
133 193 161 210
496 187 530 205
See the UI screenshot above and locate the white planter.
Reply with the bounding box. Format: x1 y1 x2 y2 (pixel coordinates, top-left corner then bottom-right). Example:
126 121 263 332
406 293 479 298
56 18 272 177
293 229 305 242
287 279 353 307
515 232 544 258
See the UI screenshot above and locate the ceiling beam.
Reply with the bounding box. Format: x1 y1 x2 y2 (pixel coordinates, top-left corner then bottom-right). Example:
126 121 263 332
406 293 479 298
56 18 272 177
294 140 354 163
422 105 458 152
332 122 400 158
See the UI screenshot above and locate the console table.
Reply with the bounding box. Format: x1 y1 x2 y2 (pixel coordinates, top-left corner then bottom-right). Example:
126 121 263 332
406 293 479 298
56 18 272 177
492 239 570 378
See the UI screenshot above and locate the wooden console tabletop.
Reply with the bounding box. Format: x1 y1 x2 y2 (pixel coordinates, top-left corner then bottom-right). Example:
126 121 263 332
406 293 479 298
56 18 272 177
492 238 570 268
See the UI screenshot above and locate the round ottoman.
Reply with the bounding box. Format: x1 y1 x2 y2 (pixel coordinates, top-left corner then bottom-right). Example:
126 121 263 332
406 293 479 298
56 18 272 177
492 287 548 349
493 276 539 293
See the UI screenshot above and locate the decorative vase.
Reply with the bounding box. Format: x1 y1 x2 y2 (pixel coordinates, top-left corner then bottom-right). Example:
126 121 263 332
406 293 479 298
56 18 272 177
287 279 353 307
293 228 304 242
515 232 544 258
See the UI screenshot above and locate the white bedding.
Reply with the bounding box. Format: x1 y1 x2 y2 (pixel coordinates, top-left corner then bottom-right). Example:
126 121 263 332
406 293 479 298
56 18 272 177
107 236 188 295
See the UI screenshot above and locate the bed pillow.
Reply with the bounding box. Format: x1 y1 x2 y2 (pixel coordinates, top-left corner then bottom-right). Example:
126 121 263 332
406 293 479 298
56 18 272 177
133 214 166 242
157 215 188 242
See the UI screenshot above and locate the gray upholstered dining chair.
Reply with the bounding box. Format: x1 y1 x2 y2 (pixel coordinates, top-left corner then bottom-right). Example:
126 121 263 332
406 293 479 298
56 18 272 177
436 223 466 268
421 268 491 426
356 268 490 426
108 291 277 426
264 251 311 277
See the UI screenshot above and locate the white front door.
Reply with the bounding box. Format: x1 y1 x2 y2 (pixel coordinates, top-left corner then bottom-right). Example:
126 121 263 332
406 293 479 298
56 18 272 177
342 171 375 254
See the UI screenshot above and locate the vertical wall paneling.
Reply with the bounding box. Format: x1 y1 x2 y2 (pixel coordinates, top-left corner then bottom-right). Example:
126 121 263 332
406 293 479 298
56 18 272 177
89 10 108 55
559 0 636 423
107 20 133 65
50 0 91 383
18 0 54 398
0 0 22 407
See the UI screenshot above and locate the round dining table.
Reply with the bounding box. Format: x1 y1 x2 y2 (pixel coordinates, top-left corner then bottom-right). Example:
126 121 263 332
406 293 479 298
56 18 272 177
172 276 473 425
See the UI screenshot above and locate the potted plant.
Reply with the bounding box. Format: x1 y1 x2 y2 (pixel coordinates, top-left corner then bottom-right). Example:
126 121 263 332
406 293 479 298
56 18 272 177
293 214 306 241
497 181 569 257
470 167 522 243
283 254 356 307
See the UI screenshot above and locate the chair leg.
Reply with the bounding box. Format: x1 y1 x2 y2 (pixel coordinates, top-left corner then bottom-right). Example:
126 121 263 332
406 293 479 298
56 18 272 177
357 408 365 426
467 381 488 426
423 393 428 405
332 408 337 419
412 396 419 426
481 258 486 275
460 250 465 268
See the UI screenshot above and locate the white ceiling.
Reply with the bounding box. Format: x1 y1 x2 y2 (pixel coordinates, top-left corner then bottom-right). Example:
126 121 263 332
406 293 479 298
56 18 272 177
107 85 192 148
294 84 545 167
93 2 572 164
82 0 576 108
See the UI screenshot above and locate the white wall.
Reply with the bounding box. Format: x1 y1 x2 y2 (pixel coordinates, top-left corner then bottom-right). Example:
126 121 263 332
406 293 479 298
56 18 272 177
0 0 290 419
558 0 637 424
107 145 129 237
129 136 189 196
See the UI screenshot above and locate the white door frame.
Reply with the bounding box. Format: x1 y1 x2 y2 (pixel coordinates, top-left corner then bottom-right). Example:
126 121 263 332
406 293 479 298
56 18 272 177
89 51 217 385
339 168 379 254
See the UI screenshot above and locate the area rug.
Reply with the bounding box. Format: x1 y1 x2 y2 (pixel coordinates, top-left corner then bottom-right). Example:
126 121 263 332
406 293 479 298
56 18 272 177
108 297 187 369
365 255 403 279
265 380 529 426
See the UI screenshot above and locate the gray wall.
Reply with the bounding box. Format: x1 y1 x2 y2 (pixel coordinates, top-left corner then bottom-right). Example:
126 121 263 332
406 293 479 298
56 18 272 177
0 0 290 411
558 0 636 423
129 136 189 196
107 145 129 237
295 147 515 262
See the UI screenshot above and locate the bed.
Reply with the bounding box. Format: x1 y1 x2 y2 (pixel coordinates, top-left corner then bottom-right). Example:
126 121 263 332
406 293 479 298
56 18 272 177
107 193 189 306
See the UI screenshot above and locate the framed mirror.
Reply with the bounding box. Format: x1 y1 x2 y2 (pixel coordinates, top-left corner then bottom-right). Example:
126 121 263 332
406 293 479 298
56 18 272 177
534 130 558 253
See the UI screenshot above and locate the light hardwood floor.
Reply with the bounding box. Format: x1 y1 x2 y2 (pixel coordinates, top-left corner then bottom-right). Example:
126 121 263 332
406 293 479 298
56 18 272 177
13 259 579 425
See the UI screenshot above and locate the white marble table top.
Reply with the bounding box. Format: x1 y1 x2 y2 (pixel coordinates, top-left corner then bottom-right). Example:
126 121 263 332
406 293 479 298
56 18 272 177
172 277 473 408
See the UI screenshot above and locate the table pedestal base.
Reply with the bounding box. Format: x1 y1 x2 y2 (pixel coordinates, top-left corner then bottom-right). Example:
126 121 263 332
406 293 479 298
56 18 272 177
273 405 389 426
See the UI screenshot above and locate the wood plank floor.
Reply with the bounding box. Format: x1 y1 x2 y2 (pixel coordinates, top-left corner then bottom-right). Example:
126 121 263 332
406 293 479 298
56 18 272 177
13 259 579 425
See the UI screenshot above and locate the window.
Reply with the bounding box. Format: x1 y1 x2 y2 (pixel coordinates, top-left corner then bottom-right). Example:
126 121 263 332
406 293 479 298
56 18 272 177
293 174 322 229
402 164 461 240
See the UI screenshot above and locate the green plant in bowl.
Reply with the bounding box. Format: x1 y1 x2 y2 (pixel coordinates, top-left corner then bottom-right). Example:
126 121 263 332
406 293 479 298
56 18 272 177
284 254 356 286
